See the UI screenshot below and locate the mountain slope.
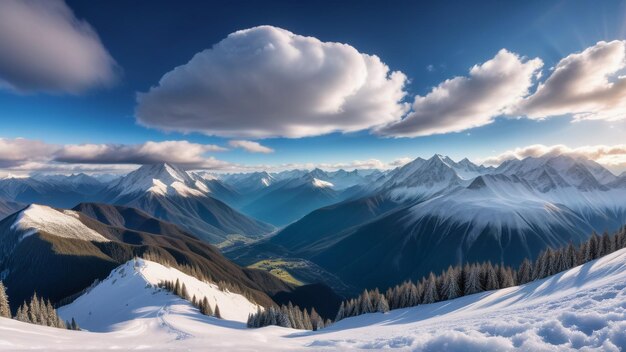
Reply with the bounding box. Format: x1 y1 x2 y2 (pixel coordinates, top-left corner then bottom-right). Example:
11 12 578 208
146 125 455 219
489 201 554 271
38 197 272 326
0 203 291 312
59 259 261 329
0 198 23 221
257 154 626 291
0 177 93 208
2 245 626 350
240 172 344 226
100 163 274 243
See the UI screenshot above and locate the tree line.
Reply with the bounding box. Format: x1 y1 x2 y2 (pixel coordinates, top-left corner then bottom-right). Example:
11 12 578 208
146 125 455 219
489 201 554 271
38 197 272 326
335 227 626 322
158 278 222 319
0 282 79 330
141 252 259 305
246 302 331 330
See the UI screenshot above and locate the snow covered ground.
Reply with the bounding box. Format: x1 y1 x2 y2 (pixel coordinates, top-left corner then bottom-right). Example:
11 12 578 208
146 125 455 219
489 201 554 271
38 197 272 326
2 250 626 350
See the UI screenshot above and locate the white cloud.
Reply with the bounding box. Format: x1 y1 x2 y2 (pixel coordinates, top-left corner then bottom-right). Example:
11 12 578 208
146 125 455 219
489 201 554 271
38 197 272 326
136 25 408 138
515 40 626 122
377 49 543 137
0 138 58 167
0 0 118 93
481 144 626 171
0 139 230 172
54 141 227 168
228 140 274 154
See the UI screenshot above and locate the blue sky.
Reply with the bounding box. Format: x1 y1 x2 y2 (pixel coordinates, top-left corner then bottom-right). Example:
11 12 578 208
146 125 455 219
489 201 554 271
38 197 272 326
0 0 625 174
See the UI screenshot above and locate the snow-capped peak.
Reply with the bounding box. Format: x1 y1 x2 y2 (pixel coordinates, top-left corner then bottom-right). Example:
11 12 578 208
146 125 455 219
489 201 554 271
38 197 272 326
10 204 109 243
312 178 334 188
110 163 205 198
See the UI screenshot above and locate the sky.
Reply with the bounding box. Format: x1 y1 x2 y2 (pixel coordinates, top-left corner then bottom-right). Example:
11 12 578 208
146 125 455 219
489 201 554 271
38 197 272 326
0 0 626 175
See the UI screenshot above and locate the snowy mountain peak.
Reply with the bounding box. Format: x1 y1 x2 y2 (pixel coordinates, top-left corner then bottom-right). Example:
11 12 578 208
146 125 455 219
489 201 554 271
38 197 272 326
110 163 204 198
9 204 109 243
312 178 334 188
308 168 329 179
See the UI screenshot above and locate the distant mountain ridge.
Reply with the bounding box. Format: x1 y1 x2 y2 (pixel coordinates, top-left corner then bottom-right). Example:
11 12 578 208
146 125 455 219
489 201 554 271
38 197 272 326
229 153 626 292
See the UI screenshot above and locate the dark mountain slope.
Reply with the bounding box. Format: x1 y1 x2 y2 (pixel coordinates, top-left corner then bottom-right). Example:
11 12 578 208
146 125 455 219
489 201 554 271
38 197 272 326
0 204 292 313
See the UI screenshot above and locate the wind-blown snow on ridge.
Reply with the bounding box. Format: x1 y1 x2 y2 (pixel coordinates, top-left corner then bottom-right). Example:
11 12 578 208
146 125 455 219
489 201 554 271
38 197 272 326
10 204 109 243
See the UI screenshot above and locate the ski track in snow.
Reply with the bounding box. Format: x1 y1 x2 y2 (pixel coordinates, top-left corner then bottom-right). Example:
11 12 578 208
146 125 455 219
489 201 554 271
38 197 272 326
157 304 193 341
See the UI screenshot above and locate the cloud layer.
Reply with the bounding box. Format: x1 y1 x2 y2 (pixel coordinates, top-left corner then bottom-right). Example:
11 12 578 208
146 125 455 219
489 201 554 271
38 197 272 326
515 41 626 122
482 144 626 170
0 0 118 93
55 141 227 168
0 139 229 172
377 50 543 137
228 140 274 153
136 26 408 138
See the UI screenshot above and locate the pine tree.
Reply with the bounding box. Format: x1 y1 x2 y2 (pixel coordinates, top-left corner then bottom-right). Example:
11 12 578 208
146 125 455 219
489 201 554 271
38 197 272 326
442 266 460 300
335 302 345 321
358 290 373 314
464 264 482 294
517 259 532 284
483 263 499 291
532 251 547 280
71 317 79 331
565 242 577 269
599 232 612 256
586 232 600 261
0 281 10 318
422 273 439 304
28 292 39 324
302 309 313 330
174 279 181 297
15 303 29 322
310 308 322 331
376 295 390 313
201 297 212 316
180 283 189 300
214 304 221 319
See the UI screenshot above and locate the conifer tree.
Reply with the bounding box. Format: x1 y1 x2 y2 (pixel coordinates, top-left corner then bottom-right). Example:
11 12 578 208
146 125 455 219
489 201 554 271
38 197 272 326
180 283 189 300
214 304 221 319
422 273 439 304
0 281 10 318
517 259 532 284
376 295 390 313
71 317 79 331
442 266 460 300
483 263 499 291
359 289 373 314
335 302 345 321
464 264 482 294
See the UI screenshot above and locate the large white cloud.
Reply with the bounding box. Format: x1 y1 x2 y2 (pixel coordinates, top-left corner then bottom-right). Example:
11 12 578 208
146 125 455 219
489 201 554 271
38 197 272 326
228 140 274 154
0 0 118 93
377 50 543 137
515 41 626 122
0 138 57 167
136 26 408 138
0 139 229 171
54 141 227 168
481 144 626 171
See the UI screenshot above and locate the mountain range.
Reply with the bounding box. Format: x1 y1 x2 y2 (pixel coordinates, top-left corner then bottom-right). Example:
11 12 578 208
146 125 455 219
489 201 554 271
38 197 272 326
229 153 626 291
1 153 625 295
